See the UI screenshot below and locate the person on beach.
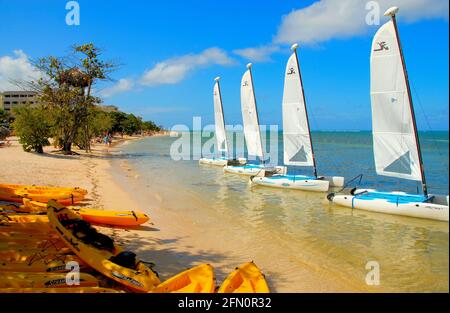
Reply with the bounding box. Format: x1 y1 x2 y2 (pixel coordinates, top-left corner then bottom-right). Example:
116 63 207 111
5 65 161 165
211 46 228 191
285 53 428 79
103 133 110 146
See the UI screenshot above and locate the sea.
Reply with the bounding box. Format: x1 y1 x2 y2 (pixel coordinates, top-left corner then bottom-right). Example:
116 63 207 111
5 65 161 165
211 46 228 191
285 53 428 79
115 131 449 292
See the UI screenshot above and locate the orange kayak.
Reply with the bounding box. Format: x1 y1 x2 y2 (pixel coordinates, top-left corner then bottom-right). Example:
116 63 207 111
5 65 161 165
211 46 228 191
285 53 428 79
0 184 88 195
0 187 84 205
22 199 150 227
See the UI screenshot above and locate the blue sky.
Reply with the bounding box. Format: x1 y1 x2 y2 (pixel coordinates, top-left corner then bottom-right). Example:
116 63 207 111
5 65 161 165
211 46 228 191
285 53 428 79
0 0 448 130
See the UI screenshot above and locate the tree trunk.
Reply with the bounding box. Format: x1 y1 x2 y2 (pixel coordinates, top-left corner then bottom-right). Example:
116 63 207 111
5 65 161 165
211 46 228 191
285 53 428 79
36 145 44 154
62 141 72 153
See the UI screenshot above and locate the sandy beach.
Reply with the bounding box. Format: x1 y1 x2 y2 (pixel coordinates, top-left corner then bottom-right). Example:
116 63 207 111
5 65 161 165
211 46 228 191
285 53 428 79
0 135 373 292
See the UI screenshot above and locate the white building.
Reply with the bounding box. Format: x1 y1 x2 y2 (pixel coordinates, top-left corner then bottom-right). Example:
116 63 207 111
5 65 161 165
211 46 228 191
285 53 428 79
0 91 38 112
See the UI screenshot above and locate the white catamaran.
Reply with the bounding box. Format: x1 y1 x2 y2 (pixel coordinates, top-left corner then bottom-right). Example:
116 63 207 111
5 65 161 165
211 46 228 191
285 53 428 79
328 7 449 221
224 63 286 176
251 44 344 192
199 77 246 166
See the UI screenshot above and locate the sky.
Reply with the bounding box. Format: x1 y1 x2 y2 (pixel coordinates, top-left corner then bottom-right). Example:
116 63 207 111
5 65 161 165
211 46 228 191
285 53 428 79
0 0 448 131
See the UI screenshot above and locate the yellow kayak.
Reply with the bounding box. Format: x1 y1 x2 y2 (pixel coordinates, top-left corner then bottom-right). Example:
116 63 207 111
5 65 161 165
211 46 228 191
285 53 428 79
0 183 88 195
0 222 52 234
1 214 48 223
0 248 87 273
0 237 66 251
0 249 75 263
24 199 150 226
0 186 85 205
217 261 270 293
47 201 160 292
17 190 85 205
152 264 216 293
0 272 98 288
0 287 121 293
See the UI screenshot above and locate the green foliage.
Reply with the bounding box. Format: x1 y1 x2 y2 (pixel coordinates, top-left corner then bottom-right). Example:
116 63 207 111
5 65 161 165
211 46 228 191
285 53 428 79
141 120 161 132
0 108 14 128
122 114 142 135
74 107 113 149
12 105 51 153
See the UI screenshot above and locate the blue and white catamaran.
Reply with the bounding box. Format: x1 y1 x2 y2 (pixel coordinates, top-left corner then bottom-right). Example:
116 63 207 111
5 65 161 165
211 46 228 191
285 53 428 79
328 7 449 221
251 44 344 192
223 63 286 176
199 77 246 166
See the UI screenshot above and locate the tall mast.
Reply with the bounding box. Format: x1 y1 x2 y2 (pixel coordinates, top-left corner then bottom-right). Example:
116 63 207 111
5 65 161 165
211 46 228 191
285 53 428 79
385 7 427 195
214 76 229 159
291 43 318 177
247 63 265 165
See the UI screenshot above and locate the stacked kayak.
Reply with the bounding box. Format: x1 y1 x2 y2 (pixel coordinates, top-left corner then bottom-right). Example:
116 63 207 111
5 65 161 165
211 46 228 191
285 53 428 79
21 199 150 227
0 184 86 205
0 183 272 293
0 183 87 195
0 272 98 288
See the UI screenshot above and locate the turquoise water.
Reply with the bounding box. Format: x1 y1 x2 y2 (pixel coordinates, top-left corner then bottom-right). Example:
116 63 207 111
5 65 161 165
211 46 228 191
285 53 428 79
118 131 449 292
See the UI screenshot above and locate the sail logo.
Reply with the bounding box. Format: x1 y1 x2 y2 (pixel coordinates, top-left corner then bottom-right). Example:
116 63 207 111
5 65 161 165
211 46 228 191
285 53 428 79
374 41 389 52
242 81 249 87
287 68 296 75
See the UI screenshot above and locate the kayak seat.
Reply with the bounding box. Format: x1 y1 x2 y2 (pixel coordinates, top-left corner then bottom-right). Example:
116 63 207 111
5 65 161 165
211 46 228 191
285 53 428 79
62 218 115 252
109 251 137 270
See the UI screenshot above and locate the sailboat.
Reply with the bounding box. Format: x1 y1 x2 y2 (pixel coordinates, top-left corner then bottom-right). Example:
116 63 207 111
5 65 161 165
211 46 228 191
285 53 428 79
251 44 344 192
223 63 286 176
199 77 246 166
327 7 449 221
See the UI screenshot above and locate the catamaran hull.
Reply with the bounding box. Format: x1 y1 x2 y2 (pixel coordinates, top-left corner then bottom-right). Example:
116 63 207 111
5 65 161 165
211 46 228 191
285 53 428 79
199 158 228 166
199 158 247 167
329 191 449 222
251 176 330 192
223 165 287 177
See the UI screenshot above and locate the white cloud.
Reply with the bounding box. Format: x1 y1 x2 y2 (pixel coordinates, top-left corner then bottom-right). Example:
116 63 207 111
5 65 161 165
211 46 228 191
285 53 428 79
140 47 235 86
0 50 42 91
275 0 449 45
233 45 280 62
99 78 134 98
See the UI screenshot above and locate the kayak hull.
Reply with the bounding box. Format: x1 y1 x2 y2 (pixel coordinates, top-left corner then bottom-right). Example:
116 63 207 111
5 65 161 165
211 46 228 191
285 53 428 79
223 165 287 177
251 175 330 192
218 261 269 293
329 189 449 222
152 264 216 293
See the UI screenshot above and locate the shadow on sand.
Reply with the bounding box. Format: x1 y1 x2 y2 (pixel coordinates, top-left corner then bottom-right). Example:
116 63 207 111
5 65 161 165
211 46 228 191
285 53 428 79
113 231 238 285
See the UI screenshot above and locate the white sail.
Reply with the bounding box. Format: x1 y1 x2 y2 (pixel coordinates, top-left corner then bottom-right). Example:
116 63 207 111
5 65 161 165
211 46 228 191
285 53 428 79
282 52 314 167
370 20 422 181
241 67 264 159
213 80 228 154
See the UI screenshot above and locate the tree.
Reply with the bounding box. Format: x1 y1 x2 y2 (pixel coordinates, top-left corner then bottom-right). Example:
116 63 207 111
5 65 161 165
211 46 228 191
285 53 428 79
109 111 128 135
123 114 142 135
31 43 115 154
74 107 113 149
12 105 51 153
141 120 161 133
0 109 11 124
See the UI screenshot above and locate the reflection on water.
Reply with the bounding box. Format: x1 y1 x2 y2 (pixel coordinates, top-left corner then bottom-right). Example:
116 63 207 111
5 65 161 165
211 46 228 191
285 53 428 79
118 132 449 292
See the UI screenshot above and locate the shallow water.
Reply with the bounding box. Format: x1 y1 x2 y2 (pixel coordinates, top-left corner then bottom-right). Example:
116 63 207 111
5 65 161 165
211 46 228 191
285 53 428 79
117 131 449 292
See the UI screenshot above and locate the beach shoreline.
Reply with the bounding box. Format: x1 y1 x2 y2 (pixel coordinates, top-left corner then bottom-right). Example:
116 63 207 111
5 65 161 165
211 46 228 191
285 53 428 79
0 133 364 292
2 134 447 292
